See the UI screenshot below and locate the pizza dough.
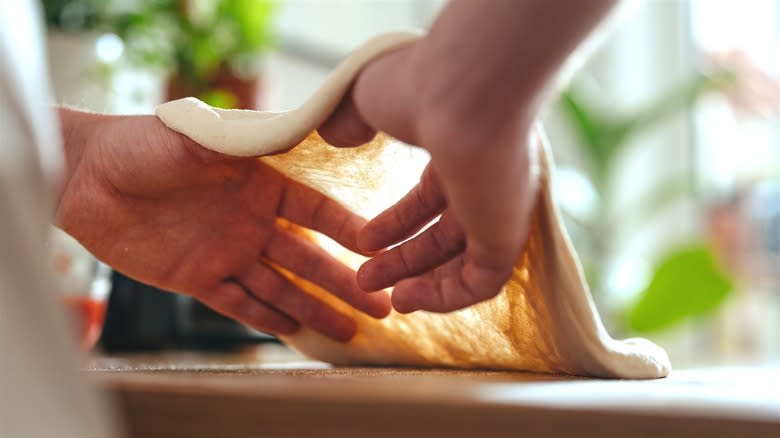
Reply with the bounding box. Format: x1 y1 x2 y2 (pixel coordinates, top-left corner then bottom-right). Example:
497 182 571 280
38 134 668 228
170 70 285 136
156 32 671 379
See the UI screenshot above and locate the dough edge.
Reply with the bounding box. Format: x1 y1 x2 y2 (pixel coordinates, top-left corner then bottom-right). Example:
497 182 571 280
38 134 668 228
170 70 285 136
154 32 671 379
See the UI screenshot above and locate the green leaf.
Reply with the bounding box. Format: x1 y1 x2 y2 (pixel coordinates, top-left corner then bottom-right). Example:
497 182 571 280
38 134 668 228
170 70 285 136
557 69 737 191
199 89 239 109
108 0 279 81
557 89 631 188
627 244 733 333
558 89 605 172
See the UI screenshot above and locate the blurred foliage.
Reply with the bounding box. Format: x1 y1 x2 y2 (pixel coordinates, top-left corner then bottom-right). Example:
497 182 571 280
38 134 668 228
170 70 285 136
42 0 113 31
557 68 738 333
198 88 239 109
113 0 279 85
42 0 280 106
627 245 733 332
560 68 737 190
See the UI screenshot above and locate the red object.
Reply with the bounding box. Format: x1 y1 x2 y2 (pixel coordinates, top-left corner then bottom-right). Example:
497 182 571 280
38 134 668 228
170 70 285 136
63 296 107 350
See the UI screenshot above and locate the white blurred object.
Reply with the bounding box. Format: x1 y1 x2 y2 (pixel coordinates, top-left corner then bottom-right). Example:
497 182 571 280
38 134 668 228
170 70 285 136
604 254 652 308
554 166 599 222
49 227 111 301
95 33 123 63
46 30 116 111
0 2 117 436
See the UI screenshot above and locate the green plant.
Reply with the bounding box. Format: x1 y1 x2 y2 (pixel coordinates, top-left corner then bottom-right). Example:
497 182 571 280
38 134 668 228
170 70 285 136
556 68 738 333
627 245 733 332
114 0 279 104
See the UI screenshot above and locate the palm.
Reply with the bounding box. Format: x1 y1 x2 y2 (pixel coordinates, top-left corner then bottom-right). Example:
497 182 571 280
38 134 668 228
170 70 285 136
318 44 540 314
355 164 524 313
57 115 389 341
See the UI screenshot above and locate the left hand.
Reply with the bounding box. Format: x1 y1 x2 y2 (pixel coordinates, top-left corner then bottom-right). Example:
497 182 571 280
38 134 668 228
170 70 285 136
56 110 391 342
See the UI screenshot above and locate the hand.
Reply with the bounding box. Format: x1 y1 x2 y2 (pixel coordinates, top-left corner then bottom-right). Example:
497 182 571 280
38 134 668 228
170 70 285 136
320 53 541 315
56 110 391 342
317 0 612 313
356 151 537 315
322 88 539 314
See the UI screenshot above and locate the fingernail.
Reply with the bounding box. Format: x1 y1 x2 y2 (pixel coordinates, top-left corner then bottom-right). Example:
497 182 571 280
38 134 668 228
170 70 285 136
356 263 377 291
391 293 416 314
357 262 393 292
367 292 392 318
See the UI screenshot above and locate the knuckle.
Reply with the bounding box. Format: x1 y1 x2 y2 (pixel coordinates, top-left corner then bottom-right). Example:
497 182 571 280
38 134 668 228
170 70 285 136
211 286 245 315
309 196 329 228
249 268 286 303
391 199 412 231
429 222 451 254
332 214 353 245
396 244 416 275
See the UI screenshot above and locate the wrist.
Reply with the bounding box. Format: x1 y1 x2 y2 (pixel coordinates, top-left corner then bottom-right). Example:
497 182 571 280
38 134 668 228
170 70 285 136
58 107 102 179
406 0 616 150
406 42 540 157
55 107 105 221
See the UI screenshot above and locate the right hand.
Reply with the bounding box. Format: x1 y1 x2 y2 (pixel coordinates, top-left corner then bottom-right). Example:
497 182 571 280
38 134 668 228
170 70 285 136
318 0 613 313
318 43 540 314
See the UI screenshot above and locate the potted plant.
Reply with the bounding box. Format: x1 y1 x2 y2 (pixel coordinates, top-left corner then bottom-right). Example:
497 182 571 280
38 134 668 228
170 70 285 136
42 0 120 109
115 0 279 109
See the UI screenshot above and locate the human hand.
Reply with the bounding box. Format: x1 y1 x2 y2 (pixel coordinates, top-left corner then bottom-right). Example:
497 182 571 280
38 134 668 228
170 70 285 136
318 43 540 314
56 110 390 341
316 0 616 313
321 85 539 314
356 145 538 315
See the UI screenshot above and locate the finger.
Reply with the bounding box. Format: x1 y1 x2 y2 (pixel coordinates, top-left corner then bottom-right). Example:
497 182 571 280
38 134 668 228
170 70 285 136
200 282 299 335
240 263 357 343
318 91 378 147
279 180 366 253
357 211 465 291
264 227 391 318
390 246 516 314
358 164 446 253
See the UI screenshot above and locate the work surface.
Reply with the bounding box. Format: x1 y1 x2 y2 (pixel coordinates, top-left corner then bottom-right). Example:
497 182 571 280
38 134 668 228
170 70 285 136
88 347 780 438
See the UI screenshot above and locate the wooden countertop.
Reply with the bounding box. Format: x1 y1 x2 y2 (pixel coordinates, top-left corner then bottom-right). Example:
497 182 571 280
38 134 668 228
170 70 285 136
87 346 780 438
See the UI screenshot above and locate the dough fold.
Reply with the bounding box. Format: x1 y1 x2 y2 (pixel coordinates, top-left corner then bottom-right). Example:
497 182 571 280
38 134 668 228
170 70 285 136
156 32 670 379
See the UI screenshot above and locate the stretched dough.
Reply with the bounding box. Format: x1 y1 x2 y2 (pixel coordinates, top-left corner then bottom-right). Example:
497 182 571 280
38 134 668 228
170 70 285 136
156 32 670 379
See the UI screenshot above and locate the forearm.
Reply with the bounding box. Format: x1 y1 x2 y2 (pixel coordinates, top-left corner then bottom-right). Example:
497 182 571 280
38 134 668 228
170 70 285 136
349 0 616 273
353 0 616 146
417 0 616 114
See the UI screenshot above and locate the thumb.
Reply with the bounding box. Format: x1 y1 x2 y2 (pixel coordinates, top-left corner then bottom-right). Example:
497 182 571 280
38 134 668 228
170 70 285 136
317 87 377 147
319 42 420 148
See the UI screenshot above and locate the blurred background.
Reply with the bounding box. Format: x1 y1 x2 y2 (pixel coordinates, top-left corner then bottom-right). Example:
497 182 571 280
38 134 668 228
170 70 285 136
41 0 779 367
